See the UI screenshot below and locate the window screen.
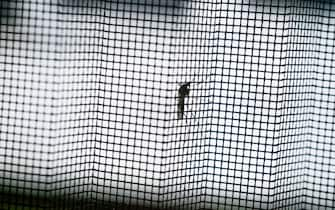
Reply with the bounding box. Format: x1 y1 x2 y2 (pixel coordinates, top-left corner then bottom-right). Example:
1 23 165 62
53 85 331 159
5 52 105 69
0 0 334 209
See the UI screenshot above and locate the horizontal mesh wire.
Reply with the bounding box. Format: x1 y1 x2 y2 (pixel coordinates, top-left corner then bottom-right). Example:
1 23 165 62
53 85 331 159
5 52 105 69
0 0 335 209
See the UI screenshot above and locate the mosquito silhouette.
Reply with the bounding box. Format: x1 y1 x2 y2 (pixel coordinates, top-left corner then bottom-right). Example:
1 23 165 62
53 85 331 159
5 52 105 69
178 82 192 119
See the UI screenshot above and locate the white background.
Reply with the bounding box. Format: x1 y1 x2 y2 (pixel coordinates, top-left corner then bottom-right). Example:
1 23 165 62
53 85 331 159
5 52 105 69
0 0 335 209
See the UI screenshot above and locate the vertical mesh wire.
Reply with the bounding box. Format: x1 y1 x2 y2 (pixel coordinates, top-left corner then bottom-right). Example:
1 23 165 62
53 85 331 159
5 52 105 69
0 0 335 209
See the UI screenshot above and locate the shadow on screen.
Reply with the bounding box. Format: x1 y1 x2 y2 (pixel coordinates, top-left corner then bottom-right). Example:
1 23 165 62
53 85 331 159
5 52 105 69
58 0 189 16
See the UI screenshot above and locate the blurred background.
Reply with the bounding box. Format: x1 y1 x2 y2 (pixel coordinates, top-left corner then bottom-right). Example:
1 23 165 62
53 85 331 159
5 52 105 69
0 0 334 209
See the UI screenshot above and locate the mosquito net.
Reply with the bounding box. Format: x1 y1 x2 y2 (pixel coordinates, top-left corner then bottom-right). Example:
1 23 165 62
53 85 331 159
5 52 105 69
0 0 334 209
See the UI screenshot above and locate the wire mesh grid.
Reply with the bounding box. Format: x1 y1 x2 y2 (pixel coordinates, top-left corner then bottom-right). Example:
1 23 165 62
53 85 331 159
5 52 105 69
0 0 335 209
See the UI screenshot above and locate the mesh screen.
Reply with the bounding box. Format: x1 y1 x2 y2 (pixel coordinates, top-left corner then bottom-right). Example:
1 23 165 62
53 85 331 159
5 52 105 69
0 0 335 209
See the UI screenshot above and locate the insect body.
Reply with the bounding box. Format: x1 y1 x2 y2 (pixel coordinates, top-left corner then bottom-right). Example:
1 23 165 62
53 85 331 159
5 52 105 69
178 82 191 119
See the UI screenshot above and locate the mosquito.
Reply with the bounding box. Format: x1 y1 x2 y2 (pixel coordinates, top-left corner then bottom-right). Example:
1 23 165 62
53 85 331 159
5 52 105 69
177 76 209 121
178 82 192 120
